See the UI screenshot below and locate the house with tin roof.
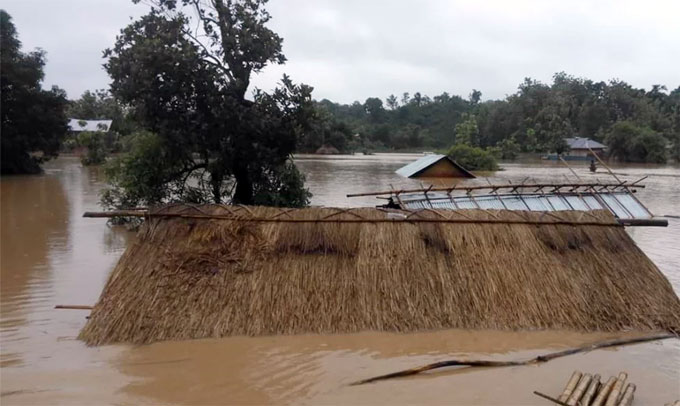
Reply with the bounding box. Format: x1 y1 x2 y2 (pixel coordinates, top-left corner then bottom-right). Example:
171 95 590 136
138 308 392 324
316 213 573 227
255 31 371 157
396 154 475 178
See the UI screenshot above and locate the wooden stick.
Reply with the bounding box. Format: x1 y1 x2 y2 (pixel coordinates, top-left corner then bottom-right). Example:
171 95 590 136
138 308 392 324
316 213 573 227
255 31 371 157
346 182 644 198
534 391 572 406
55 305 93 310
566 373 591 405
582 374 601 406
617 383 635 406
83 211 622 227
592 376 617 406
558 371 582 402
350 333 675 385
83 210 147 218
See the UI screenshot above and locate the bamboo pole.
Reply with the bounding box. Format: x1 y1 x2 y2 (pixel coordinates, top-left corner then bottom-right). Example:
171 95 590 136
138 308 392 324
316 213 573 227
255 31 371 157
566 373 591 405
350 333 675 385
558 371 582 402
558 155 582 181
83 210 147 218
346 182 644 198
533 391 572 406
581 374 601 406
82 211 623 227
588 146 622 183
617 383 635 406
605 373 627 406
55 305 93 310
591 376 617 406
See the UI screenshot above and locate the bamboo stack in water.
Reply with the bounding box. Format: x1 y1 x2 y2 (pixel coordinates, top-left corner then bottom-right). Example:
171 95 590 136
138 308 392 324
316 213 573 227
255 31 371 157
539 371 637 406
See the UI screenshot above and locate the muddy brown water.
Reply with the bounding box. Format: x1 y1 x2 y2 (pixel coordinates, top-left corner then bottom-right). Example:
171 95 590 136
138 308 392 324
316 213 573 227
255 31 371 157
1 155 679 405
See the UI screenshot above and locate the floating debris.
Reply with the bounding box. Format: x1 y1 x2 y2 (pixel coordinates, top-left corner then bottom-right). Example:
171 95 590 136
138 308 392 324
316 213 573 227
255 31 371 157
535 370 639 406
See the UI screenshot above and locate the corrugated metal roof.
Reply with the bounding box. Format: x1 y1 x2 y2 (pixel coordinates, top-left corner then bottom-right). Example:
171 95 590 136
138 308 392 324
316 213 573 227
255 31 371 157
68 119 113 132
565 137 607 150
395 154 475 178
397 190 651 220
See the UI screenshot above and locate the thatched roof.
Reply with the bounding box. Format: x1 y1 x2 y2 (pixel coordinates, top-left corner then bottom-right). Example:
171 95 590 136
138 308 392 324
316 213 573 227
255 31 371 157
80 205 680 345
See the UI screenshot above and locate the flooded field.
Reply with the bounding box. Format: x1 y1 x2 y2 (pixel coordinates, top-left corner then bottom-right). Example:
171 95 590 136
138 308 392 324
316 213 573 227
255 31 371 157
2 155 679 404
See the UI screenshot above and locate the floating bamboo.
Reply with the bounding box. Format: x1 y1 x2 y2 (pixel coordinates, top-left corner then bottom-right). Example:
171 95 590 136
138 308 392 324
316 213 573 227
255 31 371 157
566 373 591 405
55 305 93 310
618 383 635 406
605 372 627 406
581 374 601 406
558 371 582 402
591 376 617 406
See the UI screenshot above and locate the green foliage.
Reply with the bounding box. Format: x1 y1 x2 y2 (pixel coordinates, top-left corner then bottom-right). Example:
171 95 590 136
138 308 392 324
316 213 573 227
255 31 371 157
253 162 311 208
1 10 68 174
312 72 678 163
605 122 667 163
298 103 354 153
497 137 520 160
446 144 499 171
101 131 185 209
102 1 312 208
77 131 108 165
454 114 479 146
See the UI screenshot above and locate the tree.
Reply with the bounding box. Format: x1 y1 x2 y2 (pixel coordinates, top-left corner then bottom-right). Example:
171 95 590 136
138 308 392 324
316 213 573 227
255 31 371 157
469 89 482 105
385 94 398 110
1 10 68 174
446 144 498 171
103 1 313 208
364 97 385 122
454 114 479 146
605 121 667 163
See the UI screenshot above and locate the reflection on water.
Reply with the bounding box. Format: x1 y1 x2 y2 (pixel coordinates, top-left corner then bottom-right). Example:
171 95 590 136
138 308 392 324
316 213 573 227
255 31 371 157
1 155 679 404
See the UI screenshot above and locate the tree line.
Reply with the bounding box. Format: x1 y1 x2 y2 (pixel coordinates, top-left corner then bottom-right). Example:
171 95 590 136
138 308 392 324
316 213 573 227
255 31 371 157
301 74 680 164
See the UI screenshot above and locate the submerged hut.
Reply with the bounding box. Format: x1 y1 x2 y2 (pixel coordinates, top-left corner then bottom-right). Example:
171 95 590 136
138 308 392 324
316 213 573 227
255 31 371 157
79 205 680 345
396 154 475 178
315 144 340 155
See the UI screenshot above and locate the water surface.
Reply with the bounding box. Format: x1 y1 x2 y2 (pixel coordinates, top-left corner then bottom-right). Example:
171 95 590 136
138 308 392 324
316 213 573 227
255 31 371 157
1 155 679 404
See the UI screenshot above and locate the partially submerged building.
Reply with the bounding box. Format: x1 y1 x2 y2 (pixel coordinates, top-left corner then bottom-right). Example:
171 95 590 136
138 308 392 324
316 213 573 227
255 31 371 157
80 204 680 345
396 154 475 178
545 137 607 161
68 119 113 133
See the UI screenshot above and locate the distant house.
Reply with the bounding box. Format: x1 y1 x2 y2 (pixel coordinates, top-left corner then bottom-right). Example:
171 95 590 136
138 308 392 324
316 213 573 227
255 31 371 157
315 144 340 155
396 154 475 178
545 137 607 161
68 119 113 133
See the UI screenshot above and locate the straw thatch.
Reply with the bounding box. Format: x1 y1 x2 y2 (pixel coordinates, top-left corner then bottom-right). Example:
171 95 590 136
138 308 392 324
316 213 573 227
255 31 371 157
79 205 680 345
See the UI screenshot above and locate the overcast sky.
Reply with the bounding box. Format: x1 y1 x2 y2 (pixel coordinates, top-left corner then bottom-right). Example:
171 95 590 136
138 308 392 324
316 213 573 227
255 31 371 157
3 0 679 103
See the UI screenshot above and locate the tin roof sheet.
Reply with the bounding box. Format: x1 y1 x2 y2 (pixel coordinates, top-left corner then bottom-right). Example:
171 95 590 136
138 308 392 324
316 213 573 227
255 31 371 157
68 119 113 132
397 191 651 220
395 154 475 178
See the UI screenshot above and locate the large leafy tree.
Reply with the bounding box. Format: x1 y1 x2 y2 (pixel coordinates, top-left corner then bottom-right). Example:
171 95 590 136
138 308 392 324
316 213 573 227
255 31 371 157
1 10 68 174
104 0 312 207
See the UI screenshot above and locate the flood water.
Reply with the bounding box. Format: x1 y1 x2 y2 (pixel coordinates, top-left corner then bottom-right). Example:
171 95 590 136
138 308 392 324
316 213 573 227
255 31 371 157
1 155 679 404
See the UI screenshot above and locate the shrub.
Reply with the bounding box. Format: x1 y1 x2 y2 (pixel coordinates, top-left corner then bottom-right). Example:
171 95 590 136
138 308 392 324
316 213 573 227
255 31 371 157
446 144 499 171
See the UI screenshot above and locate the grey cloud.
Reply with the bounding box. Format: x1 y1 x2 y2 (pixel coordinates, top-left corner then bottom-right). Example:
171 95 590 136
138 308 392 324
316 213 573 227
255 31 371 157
3 0 679 103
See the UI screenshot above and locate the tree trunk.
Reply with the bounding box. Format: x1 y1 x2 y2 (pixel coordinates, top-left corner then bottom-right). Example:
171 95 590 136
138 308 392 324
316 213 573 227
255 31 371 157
232 161 253 205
